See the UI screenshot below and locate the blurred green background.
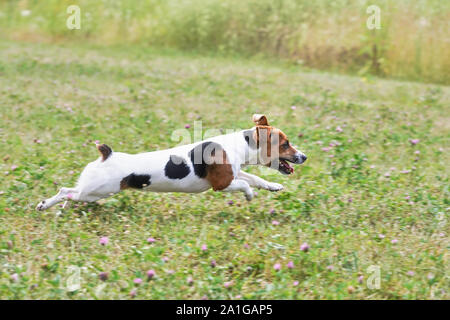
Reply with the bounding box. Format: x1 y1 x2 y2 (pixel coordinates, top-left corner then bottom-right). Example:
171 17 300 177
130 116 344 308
1 0 449 84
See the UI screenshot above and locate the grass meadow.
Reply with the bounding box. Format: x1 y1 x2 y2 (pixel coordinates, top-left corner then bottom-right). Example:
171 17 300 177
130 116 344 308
0 40 448 299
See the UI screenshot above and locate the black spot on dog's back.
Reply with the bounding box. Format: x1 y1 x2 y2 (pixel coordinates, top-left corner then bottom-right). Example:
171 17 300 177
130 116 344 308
120 173 151 189
188 141 224 178
165 155 190 179
243 130 257 149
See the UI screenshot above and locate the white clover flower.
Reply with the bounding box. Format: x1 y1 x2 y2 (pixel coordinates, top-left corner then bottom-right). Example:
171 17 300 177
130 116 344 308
21 10 31 17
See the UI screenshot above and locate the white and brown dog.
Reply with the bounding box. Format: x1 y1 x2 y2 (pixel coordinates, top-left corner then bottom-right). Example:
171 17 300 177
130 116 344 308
36 114 307 211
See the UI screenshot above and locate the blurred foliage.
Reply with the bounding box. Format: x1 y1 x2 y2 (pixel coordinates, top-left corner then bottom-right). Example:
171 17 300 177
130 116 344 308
0 0 449 84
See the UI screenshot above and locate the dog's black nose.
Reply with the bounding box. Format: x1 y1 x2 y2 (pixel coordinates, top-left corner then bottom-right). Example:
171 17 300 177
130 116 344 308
294 153 307 164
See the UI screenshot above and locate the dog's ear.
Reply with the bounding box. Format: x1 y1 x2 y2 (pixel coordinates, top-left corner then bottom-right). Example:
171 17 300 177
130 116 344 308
252 114 269 126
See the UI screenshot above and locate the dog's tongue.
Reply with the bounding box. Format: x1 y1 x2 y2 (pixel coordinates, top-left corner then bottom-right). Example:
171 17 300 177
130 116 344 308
281 160 294 173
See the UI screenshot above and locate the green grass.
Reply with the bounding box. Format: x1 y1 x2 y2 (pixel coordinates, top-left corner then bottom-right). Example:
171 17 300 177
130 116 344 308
0 40 449 299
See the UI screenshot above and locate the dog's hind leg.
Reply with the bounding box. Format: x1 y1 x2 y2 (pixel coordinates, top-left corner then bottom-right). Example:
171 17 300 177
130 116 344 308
36 187 80 211
36 186 112 211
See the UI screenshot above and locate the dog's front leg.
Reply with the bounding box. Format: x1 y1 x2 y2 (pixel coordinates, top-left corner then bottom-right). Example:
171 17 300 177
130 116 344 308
238 171 284 192
222 179 254 201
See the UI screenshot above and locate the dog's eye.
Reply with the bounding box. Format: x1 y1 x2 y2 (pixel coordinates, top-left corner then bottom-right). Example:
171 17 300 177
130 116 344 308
282 141 290 149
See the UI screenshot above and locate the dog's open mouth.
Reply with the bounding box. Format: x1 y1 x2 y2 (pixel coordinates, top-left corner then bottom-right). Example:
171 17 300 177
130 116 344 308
278 159 294 175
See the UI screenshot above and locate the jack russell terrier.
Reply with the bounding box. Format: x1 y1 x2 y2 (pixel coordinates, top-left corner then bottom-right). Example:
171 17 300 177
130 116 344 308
36 114 307 211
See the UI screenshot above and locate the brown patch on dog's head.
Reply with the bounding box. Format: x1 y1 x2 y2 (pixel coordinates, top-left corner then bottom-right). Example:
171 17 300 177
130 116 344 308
251 114 307 174
276 130 298 161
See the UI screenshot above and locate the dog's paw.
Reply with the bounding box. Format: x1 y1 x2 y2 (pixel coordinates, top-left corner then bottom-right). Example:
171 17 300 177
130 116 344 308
36 200 47 211
245 189 254 201
267 183 284 192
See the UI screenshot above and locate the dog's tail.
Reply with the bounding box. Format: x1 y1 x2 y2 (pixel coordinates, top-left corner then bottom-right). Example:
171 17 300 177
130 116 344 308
96 143 112 162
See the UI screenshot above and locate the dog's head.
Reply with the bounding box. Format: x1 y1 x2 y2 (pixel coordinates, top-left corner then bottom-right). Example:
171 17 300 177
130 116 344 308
251 114 307 175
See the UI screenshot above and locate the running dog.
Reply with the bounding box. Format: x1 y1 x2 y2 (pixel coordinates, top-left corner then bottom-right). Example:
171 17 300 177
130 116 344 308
36 114 307 210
